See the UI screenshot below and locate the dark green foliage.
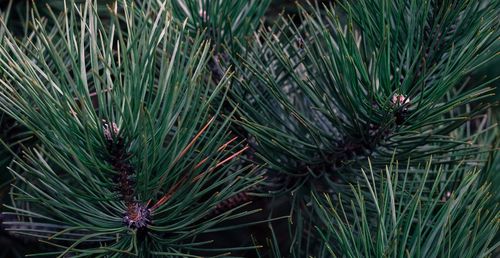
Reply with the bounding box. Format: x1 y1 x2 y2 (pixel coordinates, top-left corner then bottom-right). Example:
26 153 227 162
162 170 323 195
0 0 498 257
229 0 499 256
313 161 499 258
0 2 259 256
166 0 271 52
232 0 498 182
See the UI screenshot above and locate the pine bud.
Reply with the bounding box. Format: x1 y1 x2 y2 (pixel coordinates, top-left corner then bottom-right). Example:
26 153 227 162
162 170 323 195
123 203 151 229
391 93 410 107
103 120 120 141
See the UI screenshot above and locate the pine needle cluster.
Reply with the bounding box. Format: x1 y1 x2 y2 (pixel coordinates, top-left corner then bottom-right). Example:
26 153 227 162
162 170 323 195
0 0 498 257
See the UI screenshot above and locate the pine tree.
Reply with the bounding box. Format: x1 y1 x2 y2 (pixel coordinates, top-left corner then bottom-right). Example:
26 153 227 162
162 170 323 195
0 0 498 257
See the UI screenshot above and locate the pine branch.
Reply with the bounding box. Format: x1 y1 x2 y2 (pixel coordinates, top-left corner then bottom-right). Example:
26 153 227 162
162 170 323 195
0 0 497 256
313 159 499 258
165 0 271 52
230 1 498 190
0 1 259 256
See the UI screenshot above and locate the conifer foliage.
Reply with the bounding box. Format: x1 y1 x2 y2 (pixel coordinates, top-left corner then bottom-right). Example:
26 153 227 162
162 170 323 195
0 0 499 257
0 1 258 256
